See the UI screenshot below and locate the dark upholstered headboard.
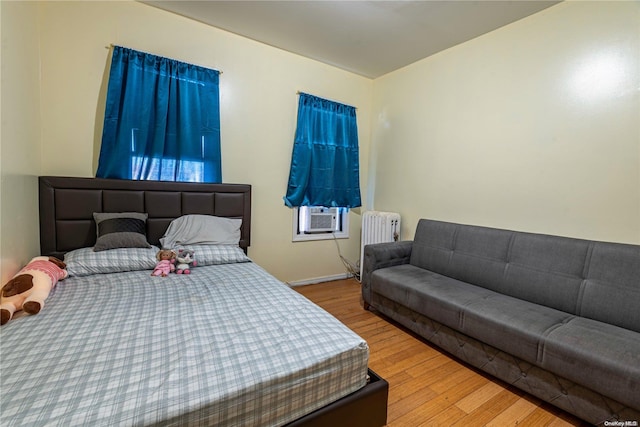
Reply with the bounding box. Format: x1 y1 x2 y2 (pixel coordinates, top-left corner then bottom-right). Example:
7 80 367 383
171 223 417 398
39 176 251 259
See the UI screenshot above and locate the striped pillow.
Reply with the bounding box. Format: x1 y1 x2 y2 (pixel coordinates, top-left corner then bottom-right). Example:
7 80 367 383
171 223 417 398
93 212 151 252
65 246 159 276
173 244 250 266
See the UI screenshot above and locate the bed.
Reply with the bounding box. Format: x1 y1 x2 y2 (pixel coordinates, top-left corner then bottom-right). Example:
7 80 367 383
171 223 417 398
0 176 388 427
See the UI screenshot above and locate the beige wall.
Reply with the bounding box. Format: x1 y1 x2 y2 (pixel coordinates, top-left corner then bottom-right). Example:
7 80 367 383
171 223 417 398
0 1 42 283
4 0 372 283
371 1 640 244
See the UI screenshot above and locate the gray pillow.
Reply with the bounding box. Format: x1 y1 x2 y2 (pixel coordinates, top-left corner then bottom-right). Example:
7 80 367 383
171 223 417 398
160 215 241 249
93 212 151 252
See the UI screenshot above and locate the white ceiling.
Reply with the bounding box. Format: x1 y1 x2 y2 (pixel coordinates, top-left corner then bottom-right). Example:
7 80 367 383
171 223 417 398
142 0 561 79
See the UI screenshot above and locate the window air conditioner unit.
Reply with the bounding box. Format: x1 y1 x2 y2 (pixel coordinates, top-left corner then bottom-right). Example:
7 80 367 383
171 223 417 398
305 207 338 233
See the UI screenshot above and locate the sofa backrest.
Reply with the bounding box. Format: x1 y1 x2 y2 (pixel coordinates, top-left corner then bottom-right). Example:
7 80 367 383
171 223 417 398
410 219 640 333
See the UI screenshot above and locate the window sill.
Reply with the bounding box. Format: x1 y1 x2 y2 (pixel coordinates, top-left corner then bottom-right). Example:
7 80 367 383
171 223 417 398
292 230 349 242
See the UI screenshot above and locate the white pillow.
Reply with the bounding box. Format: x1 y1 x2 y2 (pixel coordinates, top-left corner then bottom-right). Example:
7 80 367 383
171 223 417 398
64 246 159 277
160 215 241 249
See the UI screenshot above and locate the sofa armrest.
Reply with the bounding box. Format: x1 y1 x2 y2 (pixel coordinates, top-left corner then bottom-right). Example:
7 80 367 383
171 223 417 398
361 241 413 308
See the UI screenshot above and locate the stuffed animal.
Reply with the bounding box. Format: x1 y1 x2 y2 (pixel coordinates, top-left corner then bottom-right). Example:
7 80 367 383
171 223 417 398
0 256 68 325
151 250 176 277
175 249 197 274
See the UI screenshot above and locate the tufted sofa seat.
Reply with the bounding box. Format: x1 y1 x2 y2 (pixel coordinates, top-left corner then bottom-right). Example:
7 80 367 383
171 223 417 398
361 219 640 425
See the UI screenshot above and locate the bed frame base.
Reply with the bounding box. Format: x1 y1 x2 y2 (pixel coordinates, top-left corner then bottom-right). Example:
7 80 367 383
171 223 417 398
288 369 388 427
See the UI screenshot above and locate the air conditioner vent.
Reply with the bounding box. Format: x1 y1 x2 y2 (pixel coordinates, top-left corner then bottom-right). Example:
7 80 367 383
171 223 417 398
305 207 337 233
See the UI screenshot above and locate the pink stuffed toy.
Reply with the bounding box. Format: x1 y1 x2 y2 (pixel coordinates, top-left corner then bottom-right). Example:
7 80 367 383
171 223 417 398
0 256 68 325
152 250 176 277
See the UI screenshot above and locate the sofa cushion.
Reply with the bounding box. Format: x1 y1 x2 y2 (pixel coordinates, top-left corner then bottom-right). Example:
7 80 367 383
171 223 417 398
409 220 591 314
371 264 573 365
410 220 513 295
461 293 575 366
543 317 640 410
580 242 640 333
371 264 495 332
503 232 589 314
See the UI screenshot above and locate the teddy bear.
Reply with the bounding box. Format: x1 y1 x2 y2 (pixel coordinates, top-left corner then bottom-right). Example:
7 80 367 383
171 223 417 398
175 249 197 274
0 256 68 325
151 249 176 277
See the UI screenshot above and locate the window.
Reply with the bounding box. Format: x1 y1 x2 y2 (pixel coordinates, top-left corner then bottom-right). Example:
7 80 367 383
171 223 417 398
283 93 362 208
292 206 350 242
283 93 361 242
96 46 221 182
129 129 212 182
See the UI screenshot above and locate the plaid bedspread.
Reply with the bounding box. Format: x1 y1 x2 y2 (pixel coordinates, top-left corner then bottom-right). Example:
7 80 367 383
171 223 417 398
0 262 369 426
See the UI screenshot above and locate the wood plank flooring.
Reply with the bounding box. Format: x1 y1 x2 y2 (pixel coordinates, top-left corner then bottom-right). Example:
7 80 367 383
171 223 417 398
294 278 592 427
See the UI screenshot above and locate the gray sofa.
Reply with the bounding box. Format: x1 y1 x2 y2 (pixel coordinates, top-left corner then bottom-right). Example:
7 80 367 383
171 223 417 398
362 219 640 425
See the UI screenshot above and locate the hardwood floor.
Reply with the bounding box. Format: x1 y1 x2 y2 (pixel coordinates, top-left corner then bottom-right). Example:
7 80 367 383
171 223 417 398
294 278 592 427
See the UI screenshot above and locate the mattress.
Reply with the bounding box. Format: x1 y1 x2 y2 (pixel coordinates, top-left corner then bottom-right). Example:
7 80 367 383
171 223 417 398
0 261 369 426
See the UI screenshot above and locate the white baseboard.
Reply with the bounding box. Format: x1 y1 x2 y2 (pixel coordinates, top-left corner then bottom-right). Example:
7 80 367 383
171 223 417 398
287 273 353 287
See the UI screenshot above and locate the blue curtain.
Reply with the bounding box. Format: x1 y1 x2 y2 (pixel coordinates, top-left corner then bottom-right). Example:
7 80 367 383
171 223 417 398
284 93 362 208
97 46 221 182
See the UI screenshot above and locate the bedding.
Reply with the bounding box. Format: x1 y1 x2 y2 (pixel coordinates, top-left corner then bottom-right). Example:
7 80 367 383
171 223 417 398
0 261 369 426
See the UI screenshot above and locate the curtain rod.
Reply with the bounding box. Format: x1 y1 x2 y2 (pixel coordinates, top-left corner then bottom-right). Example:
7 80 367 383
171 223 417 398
297 91 357 110
105 44 223 74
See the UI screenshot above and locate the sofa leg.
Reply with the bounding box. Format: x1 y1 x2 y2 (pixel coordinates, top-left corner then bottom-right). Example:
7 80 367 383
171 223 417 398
362 299 371 311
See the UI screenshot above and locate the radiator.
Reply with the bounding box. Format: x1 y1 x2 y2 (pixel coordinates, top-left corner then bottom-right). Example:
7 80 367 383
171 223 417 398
360 211 401 279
